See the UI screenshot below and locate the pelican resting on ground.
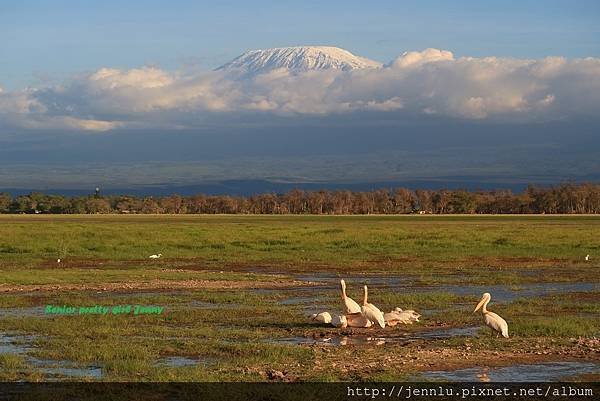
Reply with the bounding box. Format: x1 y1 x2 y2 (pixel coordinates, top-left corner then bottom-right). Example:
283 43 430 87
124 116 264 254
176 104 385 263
149 253 162 259
340 279 361 314
384 307 421 326
394 307 421 322
310 312 332 324
474 292 509 338
361 285 385 328
332 315 346 328
331 313 373 328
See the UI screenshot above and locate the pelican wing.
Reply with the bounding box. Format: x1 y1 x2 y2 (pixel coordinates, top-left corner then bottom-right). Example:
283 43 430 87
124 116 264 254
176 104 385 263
384 311 413 325
485 312 509 338
361 304 385 328
346 313 372 328
383 312 401 326
344 297 361 314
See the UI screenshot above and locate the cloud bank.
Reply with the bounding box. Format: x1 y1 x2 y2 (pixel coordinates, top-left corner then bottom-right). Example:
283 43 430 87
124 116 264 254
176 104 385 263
1 49 600 132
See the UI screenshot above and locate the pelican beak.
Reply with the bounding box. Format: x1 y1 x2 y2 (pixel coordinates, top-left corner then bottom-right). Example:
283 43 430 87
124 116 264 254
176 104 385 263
474 297 485 313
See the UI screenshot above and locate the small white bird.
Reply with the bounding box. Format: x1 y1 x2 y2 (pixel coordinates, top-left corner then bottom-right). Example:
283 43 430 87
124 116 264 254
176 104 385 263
149 253 162 259
585 254 590 261
340 279 361 314
57 258 61 264
360 285 386 328
310 312 332 324
474 292 509 338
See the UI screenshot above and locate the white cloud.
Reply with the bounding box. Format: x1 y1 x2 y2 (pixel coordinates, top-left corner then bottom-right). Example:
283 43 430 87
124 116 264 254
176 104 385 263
89 67 173 89
1 49 599 131
389 48 454 68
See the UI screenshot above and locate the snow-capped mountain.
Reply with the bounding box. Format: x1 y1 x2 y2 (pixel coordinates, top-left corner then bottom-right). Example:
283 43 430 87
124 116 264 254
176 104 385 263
217 46 382 75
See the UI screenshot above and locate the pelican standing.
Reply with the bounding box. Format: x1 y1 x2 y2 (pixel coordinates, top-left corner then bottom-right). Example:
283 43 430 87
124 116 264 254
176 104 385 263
340 279 361 314
361 285 385 328
585 254 590 261
474 292 509 338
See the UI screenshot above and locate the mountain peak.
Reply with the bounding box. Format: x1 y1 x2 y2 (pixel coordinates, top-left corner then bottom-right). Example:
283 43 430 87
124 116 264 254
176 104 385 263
217 46 382 75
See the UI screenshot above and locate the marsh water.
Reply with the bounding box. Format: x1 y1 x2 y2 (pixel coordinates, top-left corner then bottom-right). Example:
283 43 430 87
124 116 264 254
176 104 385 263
292 272 597 302
421 361 600 382
0 268 597 381
272 326 481 346
0 333 102 380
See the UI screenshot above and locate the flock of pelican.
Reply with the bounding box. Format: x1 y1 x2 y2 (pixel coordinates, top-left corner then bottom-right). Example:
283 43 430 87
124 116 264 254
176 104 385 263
310 279 421 329
311 279 509 338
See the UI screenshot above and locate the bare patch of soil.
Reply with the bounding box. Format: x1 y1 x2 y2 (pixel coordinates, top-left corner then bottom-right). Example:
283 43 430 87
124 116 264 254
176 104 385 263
309 337 599 378
0 278 318 293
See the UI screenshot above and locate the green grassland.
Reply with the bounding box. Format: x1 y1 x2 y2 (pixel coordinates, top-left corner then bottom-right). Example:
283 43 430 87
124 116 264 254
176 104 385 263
0 215 598 381
2 214 599 267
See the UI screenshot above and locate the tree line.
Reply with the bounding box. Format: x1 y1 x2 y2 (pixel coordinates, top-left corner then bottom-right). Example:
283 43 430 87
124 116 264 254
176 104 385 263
1 183 599 215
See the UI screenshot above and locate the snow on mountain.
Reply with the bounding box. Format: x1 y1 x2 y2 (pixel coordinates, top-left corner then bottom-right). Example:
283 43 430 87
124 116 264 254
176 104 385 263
216 46 382 76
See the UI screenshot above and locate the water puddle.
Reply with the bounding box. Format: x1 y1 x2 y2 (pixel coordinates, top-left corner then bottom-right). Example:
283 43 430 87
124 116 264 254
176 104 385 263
273 336 391 346
422 361 600 382
155 356 215 368
429 283 597 303
32 358 102 380
0 306 47 318
155 356 198 367
0 334 35 354
272 326 479 346
287 273 597 304
0 332 102 379
417 326 480 340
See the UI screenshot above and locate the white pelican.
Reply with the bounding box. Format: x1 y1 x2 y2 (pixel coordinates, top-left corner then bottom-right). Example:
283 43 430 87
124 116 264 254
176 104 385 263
474 292 509 338
394 307 421 322
384 308 421 326
347 313 373 328
310 312 332 324
340 279 361 314
332 315 347 328
149 253 162 259
585 254 590 261
361 285 385 328
332 313 373 328
383 311 402 327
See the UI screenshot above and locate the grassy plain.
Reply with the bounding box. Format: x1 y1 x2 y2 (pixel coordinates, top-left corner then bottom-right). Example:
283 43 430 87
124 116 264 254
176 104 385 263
0 215 598 381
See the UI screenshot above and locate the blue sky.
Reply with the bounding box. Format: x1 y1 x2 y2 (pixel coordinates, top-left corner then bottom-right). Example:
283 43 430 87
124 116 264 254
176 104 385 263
1 0 599 89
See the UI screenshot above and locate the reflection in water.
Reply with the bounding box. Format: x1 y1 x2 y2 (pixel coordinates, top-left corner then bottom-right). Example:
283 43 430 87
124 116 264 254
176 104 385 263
476 368 490 382
272 326 480 346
